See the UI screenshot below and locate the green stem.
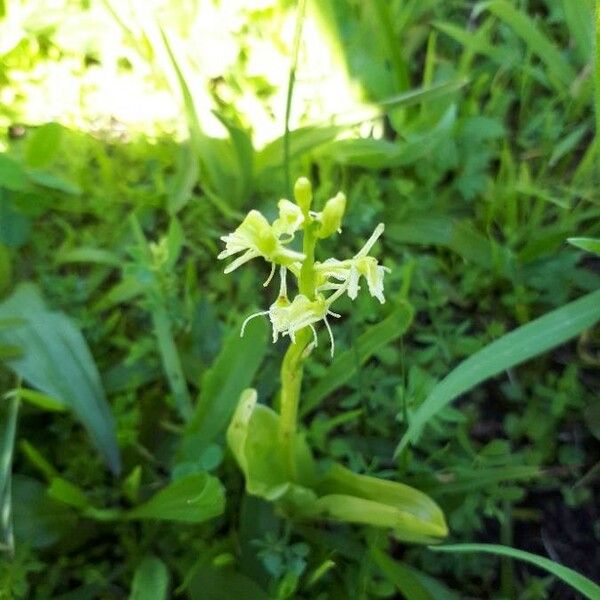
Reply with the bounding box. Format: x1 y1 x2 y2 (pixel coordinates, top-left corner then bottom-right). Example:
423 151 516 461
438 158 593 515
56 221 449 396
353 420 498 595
279 177 317 480
299 222 317 299
283 0 307 196
279 328 311 481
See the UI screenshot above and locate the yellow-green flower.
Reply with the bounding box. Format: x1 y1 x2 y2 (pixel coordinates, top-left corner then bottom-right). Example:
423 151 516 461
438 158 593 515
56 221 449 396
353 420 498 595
218 210 305 274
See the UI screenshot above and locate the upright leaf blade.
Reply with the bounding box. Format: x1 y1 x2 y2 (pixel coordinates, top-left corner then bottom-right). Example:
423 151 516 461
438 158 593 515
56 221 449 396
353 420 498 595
371 549 459 600
0 394 18 553
182 318 268 454
395 290 600 456
0 284 121 474
476 0 577 89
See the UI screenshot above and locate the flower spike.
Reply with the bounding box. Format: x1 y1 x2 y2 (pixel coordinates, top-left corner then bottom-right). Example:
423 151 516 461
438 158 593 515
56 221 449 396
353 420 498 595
219 180 389 356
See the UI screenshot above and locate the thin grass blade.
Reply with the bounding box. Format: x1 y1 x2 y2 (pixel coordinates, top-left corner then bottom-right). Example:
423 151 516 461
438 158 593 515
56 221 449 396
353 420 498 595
395 290 600 457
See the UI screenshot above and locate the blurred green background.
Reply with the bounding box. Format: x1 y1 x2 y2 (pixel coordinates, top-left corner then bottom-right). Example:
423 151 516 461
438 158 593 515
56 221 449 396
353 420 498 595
0 0 599 598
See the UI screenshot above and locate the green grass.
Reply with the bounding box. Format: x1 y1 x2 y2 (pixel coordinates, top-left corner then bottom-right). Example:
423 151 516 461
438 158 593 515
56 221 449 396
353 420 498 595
0 0 599 598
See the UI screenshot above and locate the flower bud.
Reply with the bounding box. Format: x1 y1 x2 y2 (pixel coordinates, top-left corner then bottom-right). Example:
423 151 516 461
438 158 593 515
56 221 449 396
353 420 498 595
317 192 346 239
294 177 312 215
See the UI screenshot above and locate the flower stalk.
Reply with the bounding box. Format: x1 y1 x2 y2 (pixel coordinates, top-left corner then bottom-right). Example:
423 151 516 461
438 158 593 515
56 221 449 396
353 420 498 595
218 177 390 479
279 327 311 481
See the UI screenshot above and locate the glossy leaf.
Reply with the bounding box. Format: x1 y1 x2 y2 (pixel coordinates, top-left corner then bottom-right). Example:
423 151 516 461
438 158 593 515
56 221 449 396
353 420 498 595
395 290 600 456
315 464 447 544
0 284 121 474
430 544 600 600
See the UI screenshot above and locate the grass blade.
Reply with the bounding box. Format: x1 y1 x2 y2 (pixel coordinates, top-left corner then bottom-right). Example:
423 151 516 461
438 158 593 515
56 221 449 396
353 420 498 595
181 318 268 455
387 216 514 275
561 0 594 65
0 392 18 554
476 0 576 89
283 0 307 195
371 549 459 600
429 544 600 600
302 301 414 416
395 290 600 456
595 0 600 157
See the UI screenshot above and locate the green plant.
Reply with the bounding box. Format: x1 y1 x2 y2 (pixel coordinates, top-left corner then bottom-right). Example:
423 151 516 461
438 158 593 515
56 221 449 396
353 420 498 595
219 176 447 544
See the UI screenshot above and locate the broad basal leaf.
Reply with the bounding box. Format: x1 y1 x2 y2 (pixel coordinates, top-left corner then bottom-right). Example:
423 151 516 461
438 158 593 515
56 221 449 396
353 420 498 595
227 390 447 544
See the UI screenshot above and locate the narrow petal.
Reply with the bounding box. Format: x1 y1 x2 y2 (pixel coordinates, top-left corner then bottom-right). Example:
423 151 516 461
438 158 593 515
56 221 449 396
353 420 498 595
223 249 260 274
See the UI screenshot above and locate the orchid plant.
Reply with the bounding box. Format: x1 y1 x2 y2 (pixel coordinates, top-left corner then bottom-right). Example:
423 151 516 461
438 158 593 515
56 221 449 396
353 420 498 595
218 178 448 544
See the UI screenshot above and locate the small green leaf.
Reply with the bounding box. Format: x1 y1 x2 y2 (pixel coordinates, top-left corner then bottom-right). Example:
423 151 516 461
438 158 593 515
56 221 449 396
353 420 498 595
126 473 224 523
395 290 600 456
27 170 82 195
430 544 600 600
4 388 66 412
55 246 122 267
167 143 199 215
47 477 92 510
129 555 169 600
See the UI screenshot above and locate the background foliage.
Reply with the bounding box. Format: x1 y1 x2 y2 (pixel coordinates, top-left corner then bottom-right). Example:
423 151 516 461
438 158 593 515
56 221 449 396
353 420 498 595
0 0 599 598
